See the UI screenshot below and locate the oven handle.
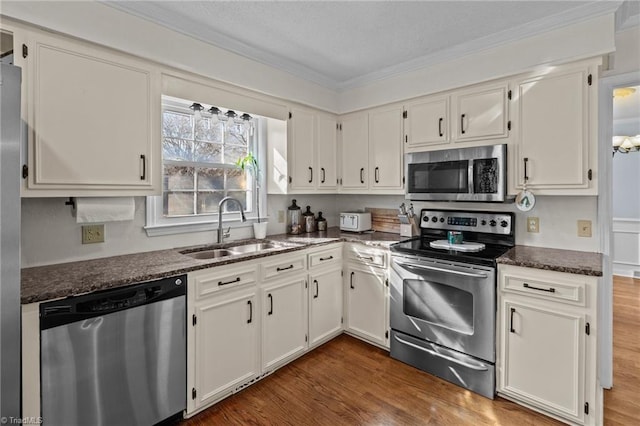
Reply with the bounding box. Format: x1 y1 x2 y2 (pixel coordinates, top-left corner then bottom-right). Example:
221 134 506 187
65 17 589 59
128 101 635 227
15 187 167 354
394 260 489 279
393 334 489 371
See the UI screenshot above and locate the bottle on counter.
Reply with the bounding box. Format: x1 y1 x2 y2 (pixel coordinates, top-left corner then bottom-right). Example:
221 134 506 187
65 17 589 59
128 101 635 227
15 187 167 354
316 212 327 232
303 205 316 233
287 199 302 234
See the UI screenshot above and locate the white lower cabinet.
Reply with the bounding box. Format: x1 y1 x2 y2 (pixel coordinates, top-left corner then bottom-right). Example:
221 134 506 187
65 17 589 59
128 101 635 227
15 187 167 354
345 266 388 348
309 267 344 348
262 277 308 372
191 286 259 413
344 244 390 349
497 264 600 426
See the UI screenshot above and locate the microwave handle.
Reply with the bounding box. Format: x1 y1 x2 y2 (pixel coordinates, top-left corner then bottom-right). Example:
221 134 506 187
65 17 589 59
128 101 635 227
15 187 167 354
394 259 488 279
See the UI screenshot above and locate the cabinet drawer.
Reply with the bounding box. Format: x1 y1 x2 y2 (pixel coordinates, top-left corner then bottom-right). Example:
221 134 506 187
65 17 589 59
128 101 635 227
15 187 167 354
308 246 343 269
262 254 306 280
191 264 258 299
346 245 387 268
501 268 586 307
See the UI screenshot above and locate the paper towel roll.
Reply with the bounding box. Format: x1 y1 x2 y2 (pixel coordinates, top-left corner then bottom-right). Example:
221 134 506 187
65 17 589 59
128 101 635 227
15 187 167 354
75 197 135 223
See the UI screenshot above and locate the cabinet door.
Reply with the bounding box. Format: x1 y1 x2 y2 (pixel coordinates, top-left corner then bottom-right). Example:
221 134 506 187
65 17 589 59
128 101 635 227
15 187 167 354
369 106 403 190
26 33 159 193
193 289 259 410
515 68 591 190
346 267 388 347
340 113 369 189
316 114 338 189
500 298 585 424
262 277 308 371
309 268 343 347
288 108 316 191
405 95 449 147
454 84 508 141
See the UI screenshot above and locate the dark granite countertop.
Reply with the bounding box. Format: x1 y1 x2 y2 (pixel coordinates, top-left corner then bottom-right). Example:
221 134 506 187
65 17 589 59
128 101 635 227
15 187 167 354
21 227 401 304
497 245 603 277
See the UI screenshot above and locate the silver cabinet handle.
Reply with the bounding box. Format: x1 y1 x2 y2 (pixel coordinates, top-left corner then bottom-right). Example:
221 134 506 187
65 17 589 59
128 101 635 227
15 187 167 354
395 260 488 278
393 334 488 371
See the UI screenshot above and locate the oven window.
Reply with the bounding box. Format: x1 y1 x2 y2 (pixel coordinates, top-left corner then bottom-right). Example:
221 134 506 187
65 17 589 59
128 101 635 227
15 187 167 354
403 279 474 334
408 161 468 193
473 158 499 194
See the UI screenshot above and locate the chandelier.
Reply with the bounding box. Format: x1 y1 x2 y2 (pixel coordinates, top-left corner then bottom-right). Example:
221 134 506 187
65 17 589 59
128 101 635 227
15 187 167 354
612 135 640 155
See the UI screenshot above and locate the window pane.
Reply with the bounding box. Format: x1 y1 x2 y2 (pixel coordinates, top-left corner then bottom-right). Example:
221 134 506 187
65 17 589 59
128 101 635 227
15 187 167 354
164 192 195 216
197 168 224 190
225 144 248 164
226 168 246 190
197 192 224 214
194 141 222 163
163 111 193 139
225 122 247 146
196 118 223 142
225 191 248 212
164 165 194 190
163 138 194 162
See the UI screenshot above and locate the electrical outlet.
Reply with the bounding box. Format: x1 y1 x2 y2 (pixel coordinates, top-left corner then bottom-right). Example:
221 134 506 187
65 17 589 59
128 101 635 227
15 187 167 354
277 210 285 223
578 220 592 238
527 217 539 233
82 225 105 244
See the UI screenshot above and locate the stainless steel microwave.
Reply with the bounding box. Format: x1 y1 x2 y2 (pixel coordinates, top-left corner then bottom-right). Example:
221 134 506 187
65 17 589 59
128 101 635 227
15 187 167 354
405 144 507 202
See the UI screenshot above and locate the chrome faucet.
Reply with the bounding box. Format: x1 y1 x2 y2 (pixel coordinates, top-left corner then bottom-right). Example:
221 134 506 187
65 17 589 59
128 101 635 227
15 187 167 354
217 196 246 243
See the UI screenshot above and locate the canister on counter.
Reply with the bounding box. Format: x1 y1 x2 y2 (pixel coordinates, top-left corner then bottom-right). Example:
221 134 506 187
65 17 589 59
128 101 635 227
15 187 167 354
303 206 316 233
447 231 463 244
316 212 327 232
287 199 302 234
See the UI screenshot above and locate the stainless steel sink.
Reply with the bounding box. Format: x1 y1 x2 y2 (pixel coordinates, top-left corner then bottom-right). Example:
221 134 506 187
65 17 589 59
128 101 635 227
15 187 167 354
183 249 237 259
228 242 278 254
181 241 291 260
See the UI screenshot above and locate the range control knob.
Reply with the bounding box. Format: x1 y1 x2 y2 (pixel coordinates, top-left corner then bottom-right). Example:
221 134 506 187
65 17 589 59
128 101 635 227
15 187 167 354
423 216 429 223
432 216 438 223
500 220 509 228
489 220 497 227
439 217 445 223
481 220 487 226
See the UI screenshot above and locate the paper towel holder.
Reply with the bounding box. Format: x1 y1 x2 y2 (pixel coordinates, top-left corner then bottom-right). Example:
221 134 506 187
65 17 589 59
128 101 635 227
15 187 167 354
64 197 76 210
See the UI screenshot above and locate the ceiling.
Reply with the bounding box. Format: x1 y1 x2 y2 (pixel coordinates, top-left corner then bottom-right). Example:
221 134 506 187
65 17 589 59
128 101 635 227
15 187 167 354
613 85 640 135
105 1 622 91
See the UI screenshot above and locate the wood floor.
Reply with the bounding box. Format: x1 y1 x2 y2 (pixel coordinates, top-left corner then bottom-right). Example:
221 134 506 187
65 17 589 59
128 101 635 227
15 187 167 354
183 276 640 425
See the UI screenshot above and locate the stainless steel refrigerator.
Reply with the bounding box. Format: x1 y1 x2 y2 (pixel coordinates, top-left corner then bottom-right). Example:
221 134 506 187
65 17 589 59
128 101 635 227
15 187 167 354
0 62 22 419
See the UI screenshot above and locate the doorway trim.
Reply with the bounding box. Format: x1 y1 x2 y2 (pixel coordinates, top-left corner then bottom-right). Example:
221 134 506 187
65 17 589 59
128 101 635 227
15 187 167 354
597 70 640 389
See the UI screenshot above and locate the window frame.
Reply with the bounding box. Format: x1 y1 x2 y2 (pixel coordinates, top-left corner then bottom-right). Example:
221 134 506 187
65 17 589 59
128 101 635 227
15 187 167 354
145 97 266 237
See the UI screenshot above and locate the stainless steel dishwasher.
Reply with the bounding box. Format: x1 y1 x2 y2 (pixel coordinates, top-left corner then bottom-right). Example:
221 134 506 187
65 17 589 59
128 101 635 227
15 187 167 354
40 275 187 426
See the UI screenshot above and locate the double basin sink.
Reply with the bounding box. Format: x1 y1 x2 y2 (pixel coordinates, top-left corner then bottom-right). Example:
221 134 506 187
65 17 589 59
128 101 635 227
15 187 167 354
180 241 289 260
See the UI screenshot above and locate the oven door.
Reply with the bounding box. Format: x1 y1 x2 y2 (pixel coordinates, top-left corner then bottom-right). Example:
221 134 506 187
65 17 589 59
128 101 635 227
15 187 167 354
390 254 496 362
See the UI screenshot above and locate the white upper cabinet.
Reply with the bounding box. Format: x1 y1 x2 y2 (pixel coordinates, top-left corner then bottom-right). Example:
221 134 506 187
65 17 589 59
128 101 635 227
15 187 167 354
340 112 369 190
369 106 404 191
452 83 509 142
288 107 315 191
316 113 338 189
404 95 449 148
20 31 161 196
511 60 598 195
340 107 404 194
284 107 338 193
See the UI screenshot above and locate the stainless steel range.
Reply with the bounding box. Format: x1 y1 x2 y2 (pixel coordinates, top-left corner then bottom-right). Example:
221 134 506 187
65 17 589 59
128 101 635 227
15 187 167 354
389 209 514 399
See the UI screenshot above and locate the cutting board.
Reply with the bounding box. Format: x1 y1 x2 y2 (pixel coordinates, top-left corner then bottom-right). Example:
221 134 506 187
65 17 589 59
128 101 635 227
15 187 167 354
429 240 486 252
366 208 400 234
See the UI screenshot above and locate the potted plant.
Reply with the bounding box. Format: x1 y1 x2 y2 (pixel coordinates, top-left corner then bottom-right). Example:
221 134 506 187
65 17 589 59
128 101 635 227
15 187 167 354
236 152 267 239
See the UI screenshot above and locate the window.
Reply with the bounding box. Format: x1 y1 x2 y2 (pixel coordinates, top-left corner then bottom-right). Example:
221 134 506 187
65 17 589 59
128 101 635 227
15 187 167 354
145 96 261 235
